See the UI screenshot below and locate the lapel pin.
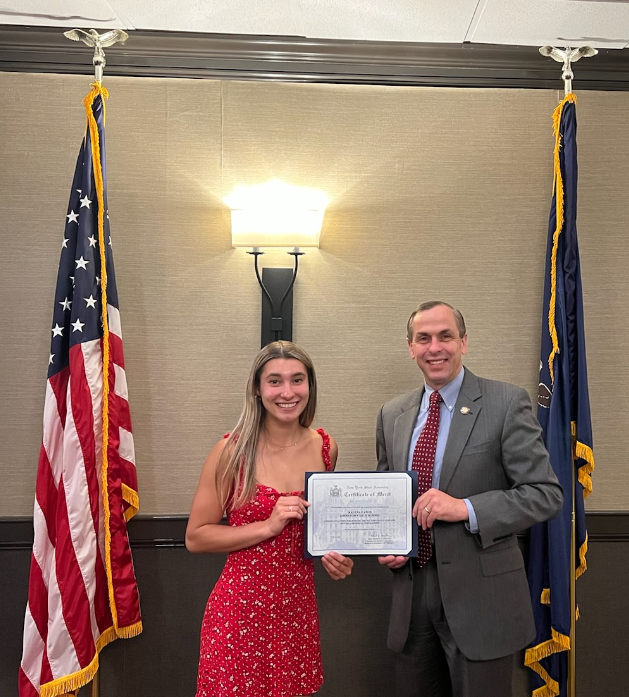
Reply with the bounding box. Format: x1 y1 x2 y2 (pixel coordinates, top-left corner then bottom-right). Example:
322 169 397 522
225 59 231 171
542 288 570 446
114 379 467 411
460 407 471 415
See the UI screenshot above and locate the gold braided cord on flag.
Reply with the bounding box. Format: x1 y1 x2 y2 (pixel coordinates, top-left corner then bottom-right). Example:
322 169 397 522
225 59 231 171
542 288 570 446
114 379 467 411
83 80 121 636
547 93 577 385
83 83 141 645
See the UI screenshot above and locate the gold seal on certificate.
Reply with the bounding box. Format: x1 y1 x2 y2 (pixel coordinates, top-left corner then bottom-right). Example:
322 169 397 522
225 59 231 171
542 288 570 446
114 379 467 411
304 471 418 557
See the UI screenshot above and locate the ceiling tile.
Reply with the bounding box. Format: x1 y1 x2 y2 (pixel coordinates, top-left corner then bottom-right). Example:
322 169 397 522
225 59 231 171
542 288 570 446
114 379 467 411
300 0 480 42
469 0 629 48
109 0 300 35
1 0 628 49
0 0 128 28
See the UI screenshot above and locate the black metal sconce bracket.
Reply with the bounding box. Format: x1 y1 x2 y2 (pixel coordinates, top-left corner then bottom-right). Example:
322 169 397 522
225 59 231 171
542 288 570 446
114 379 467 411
248 250 304 348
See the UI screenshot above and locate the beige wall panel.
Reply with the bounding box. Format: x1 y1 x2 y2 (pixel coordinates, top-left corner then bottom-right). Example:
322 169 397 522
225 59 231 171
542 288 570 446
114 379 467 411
100 76 227 515
572 91 629 508
0 72 228 515
222 81 558 470
1 73 91 515
1 73 628 514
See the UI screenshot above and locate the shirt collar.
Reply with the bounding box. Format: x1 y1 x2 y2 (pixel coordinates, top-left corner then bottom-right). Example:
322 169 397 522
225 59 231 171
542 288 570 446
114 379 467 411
421 367 465 413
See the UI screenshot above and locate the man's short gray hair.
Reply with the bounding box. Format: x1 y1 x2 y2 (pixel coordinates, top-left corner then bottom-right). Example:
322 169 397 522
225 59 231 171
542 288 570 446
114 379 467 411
406 301 467 341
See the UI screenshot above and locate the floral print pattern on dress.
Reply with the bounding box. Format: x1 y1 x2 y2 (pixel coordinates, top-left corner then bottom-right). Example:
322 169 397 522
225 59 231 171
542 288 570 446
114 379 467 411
196 429 332 697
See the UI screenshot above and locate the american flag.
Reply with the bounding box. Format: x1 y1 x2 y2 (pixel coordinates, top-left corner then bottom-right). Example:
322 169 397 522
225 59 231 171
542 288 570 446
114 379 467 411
19 85 142 697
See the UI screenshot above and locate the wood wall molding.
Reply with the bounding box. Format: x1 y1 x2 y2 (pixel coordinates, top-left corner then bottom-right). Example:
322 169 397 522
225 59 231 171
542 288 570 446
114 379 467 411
2 512 628 550
2 25 629 89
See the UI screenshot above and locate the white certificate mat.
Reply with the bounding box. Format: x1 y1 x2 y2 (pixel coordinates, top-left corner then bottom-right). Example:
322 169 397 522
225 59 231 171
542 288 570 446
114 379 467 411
304 471 418 557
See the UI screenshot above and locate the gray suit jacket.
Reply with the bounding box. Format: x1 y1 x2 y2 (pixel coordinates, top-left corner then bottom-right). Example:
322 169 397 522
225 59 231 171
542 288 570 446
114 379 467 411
376 368 563 661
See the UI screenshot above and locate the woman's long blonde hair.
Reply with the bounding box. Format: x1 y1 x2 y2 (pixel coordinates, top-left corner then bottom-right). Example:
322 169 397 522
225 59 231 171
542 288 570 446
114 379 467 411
215 341 318 511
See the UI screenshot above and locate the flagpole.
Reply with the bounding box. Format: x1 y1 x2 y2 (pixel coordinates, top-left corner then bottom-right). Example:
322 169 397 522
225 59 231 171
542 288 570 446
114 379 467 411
63 27 129 84
90 670 100 697
569 440 577 697
539 45 598 98
63 27 130 697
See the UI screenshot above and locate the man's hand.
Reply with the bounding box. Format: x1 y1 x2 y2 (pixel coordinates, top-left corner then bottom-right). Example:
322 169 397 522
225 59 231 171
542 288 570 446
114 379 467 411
413 488 468 530
378 555 408 569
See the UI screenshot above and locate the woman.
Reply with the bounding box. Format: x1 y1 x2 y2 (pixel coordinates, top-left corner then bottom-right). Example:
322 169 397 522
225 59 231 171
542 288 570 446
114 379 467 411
186 341 353 697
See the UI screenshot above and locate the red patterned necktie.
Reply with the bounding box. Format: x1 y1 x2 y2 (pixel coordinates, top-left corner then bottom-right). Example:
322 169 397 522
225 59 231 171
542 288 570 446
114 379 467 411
411 390 441 567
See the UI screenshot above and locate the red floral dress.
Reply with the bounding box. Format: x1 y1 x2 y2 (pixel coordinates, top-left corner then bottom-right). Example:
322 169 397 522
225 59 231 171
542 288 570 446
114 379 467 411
196 428 332 697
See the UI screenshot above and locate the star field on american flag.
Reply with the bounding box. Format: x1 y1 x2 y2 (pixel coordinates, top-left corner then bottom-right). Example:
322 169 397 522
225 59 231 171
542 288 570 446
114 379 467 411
48 138 119 380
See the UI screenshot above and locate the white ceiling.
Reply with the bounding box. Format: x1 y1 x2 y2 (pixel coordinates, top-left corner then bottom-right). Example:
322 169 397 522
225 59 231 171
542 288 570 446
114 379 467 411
1 0 629 49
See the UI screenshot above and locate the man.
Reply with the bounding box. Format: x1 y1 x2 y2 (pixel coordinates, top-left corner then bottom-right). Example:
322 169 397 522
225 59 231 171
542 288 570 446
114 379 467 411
377 301 563 697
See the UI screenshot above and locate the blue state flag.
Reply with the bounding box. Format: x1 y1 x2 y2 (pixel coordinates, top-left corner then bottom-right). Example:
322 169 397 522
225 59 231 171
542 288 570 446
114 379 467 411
525 94 595 697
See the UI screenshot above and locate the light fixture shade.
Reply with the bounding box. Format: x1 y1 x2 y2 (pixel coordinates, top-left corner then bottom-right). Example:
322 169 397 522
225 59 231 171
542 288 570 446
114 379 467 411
225 180 328 248
230 209 323 248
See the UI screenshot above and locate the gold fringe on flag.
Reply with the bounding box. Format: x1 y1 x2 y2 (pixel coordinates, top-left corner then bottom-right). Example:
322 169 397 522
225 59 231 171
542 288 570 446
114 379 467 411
122 482 140 521
576 441 594 496
40 626 122 697
525 628 571 697
547 93 577 384
576 532 588 579
572 422 594 498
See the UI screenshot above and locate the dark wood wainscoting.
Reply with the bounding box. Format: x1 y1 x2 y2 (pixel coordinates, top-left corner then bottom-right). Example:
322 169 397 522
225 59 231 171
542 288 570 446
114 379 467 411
2 513 627 697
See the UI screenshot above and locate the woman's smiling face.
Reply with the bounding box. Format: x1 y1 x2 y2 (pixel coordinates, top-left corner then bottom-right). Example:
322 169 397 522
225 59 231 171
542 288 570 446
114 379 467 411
257 358 310 423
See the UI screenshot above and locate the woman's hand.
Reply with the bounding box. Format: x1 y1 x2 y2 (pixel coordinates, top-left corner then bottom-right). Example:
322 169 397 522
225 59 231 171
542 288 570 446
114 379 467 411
266 495 310 537
322 552 354 580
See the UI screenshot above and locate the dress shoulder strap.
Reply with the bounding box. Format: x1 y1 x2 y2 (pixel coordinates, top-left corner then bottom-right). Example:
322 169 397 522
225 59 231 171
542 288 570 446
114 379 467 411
316 428 332 471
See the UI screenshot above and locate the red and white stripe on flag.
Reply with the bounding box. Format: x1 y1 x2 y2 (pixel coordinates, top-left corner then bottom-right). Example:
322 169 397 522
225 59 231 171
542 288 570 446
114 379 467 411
19 84 141 697
19 309 142 697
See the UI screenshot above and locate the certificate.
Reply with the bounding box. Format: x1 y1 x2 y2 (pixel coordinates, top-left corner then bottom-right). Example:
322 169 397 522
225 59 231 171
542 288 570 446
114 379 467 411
304 471 418 557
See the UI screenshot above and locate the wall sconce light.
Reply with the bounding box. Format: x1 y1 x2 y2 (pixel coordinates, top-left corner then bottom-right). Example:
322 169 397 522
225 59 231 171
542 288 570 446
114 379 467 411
225 180 329 348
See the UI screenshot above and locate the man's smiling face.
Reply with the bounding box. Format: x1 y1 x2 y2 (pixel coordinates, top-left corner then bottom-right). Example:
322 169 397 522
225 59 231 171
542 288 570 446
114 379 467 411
407 304 467 390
